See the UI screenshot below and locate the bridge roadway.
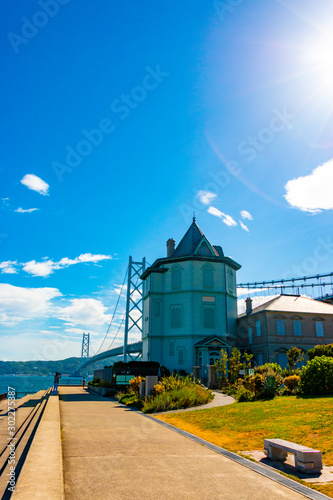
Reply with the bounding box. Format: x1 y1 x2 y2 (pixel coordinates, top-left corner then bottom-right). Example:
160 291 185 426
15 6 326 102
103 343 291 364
79 341 142 371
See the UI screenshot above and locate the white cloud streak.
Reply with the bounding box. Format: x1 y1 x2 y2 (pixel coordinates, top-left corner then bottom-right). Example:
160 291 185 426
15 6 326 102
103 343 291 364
207 206 237 227
0 261 18 274
20 174 49 196
197 190 217 205
240 210 253 220
0 253 113 278
15 207 39 213
284 159 333 213
240 221 249 232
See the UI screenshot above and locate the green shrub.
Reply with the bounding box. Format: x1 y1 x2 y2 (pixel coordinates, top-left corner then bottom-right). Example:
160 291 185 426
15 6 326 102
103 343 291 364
300 356 333 395
307 344 333 361
261 375 280 399
128 375 145 394
117 392 142 408
281 367 300 377
283 375 301 394
244 373 264 395
236 387 255 402
254 363 282 375
151 382 166 396
159 374 196 392
142 385 213 414
88 377 101 386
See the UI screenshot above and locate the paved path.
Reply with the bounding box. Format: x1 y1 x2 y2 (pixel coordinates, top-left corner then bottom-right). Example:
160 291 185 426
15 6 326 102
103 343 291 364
156 390 235 415
59 387 308 500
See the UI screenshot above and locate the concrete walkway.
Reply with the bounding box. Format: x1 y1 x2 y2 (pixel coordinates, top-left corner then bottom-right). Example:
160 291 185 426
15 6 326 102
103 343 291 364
59 387 309 500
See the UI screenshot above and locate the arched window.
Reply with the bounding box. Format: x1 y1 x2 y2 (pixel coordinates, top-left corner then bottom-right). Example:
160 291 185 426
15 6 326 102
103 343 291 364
209 351 220 366
203 265 214 288
172 266 182 289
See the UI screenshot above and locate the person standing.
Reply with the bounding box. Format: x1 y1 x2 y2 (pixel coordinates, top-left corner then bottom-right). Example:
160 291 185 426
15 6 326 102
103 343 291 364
82 377 86 389
53 372 61 394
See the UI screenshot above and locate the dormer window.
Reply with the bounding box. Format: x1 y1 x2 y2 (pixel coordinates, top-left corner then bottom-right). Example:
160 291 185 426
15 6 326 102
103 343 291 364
197 242 212 255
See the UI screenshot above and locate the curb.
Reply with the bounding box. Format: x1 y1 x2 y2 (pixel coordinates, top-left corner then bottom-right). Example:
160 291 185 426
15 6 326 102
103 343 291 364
14 393 64 499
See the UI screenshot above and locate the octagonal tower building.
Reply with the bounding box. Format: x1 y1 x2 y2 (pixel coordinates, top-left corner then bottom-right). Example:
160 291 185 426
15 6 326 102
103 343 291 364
141 218 241 379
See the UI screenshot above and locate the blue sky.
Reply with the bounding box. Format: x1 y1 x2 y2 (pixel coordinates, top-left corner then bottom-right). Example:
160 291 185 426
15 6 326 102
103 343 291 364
1 0 333 361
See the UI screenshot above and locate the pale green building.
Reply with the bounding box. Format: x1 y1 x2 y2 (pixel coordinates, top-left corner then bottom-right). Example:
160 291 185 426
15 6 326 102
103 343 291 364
141 218 241 380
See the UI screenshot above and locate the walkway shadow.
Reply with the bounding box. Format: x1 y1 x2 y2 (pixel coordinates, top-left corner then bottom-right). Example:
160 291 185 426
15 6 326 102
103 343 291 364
59 393 111 402
20 398 40 408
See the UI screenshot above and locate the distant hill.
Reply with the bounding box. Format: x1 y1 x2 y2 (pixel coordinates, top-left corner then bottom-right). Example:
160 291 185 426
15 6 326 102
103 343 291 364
0 357 111 376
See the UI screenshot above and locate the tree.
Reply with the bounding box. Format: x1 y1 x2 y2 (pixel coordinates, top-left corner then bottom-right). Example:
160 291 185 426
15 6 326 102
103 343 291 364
287 347 304 370
214 350 228 388
243 351 254 376
229 347 243 384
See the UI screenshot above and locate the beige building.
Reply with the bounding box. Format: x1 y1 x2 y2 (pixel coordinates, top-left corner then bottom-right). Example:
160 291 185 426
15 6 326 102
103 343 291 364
237 294 333 368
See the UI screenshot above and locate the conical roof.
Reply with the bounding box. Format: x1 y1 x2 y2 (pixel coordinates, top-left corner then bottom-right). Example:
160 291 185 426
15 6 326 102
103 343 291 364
172 219 222 257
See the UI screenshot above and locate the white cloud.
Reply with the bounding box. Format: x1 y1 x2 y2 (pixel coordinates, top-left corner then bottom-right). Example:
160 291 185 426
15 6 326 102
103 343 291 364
0 261 18 274
240 221 249 232
15 207 39 213
284 159 333 213
197 190 217 205
0 283 62 325
240 210 253 220
20 174 49 196
208 206 237 227
56 298 111 327
21 253 112 277
23 260 55 277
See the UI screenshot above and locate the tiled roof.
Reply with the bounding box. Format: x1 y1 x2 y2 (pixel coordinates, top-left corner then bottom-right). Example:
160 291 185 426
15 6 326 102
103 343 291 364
240 294 333 317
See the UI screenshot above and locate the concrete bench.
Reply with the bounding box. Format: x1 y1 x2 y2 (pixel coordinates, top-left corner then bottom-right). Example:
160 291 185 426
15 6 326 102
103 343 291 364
264 438 322 474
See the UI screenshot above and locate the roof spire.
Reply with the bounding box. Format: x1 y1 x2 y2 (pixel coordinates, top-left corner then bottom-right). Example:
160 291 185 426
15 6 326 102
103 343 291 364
193 211 196 222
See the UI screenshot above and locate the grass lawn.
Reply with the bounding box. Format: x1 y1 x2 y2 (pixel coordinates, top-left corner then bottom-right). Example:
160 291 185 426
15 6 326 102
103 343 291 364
157 396 333 498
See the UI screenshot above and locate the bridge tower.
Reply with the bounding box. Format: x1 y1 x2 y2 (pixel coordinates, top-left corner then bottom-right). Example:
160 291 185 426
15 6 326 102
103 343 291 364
123 256 146 362
81 332 90 359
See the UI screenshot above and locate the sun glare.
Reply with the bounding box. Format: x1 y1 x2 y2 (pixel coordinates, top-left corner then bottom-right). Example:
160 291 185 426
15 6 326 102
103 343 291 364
302 37 333 87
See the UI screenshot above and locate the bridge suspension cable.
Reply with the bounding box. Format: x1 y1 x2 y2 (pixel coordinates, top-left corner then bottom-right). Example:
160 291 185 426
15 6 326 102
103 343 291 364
94 265 128 356
237 271 333 298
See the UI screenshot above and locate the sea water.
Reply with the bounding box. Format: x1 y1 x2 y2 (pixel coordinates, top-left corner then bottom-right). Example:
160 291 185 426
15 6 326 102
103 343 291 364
0 375 89 397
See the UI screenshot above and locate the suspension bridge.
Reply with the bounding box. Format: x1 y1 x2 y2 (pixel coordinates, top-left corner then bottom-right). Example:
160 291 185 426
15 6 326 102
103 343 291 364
75 257 333 374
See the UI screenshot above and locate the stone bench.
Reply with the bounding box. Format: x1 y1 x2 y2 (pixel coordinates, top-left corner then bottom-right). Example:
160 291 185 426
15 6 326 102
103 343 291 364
264 438 322 474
